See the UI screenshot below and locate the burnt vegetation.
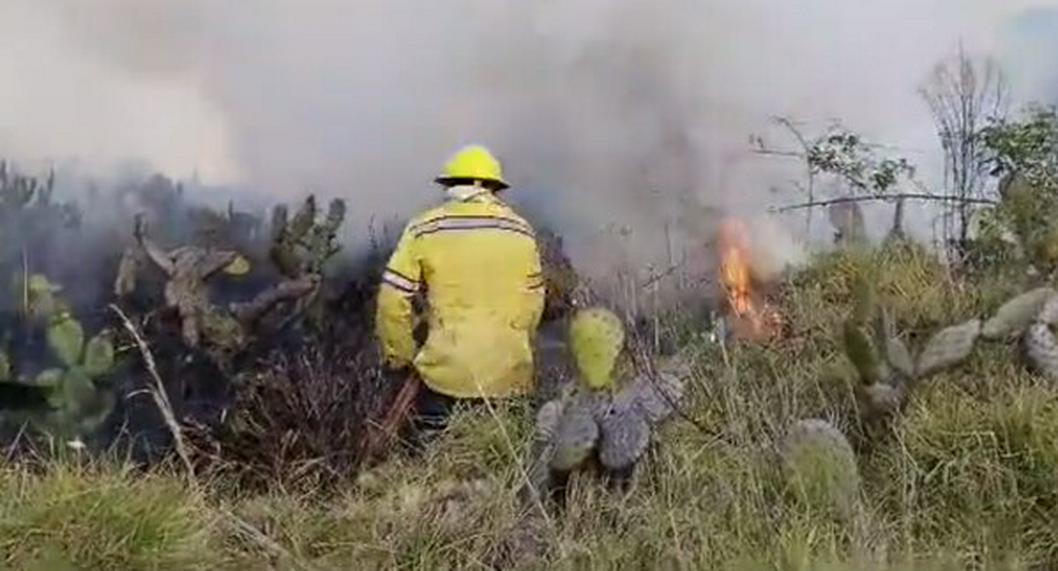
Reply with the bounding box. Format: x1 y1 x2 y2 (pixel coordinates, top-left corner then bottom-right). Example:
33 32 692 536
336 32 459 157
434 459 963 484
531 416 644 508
0 167 576 489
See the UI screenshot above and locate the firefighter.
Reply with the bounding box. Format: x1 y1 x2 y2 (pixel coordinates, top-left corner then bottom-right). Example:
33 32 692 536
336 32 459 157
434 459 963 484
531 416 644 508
375 144 546 451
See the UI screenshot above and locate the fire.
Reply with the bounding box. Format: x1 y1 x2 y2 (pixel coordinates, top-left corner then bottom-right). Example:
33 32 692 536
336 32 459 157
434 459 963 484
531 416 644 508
716 217 781 341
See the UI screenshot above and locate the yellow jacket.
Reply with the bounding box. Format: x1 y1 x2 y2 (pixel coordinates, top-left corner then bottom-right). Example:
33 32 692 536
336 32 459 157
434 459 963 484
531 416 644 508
375 192 546 399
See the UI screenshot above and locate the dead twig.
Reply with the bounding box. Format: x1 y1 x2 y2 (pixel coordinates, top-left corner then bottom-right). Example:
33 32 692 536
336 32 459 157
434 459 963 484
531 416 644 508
220 509 322 571
109 303 197 486
638 260 686 290
771 193 997 213
355 371 421 466
231 274 321 327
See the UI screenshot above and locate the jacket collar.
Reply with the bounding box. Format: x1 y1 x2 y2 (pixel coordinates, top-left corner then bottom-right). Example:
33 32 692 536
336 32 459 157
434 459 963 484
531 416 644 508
444 184 496 204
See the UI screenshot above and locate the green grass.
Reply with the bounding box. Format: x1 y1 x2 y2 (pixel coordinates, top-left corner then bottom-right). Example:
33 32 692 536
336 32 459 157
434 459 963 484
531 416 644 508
2 240 1057 570
0 459 220 570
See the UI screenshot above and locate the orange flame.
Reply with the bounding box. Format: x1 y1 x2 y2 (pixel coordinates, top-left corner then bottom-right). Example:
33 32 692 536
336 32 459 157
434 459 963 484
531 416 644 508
717 217 781 341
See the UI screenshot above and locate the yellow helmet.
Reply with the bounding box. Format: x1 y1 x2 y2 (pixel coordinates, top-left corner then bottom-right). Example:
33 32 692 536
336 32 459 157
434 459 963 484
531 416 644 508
435 144 509 189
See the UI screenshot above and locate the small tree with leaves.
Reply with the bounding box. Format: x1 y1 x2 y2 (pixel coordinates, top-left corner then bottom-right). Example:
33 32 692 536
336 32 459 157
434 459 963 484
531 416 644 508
754 119 918 242
973 104 1058 279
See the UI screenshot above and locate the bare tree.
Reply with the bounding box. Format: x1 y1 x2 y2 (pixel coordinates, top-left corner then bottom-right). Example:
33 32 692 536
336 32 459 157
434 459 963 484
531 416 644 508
920 44 1009 260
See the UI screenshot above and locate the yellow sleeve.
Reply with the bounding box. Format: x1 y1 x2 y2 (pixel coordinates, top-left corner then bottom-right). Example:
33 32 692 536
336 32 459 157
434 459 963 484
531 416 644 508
375 223 423 368
526 240 546 338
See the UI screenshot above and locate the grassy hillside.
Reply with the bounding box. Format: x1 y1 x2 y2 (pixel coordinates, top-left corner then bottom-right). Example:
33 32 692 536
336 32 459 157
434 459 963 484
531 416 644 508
3 240 1057 570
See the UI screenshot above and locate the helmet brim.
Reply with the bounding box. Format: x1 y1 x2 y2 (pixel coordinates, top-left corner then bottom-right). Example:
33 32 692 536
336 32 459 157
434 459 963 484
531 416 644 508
434 176 509 190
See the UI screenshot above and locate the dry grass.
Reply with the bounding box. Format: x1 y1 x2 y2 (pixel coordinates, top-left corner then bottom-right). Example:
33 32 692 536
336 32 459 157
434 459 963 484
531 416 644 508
2 240 1057 570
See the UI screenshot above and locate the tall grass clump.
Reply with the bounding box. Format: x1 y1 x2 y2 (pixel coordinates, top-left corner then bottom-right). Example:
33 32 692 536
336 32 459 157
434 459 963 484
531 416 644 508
870 380 1058 568
0 458 219 571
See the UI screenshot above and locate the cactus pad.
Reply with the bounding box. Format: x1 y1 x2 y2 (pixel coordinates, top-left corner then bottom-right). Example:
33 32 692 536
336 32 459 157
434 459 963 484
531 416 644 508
114 247 140 297
83 333 116 377
34 368 64 388
549 398 600 472
843 321 884 385
885 337 915 379
58 368 97 413
288 195 317 238
858 381 906 417
982 287 1056 340
47 314 85 368
569 307 625 390
597 405 650 472
915 319 981 378
223 254 252 276
615 369 686 426
1038 294 1058 326
534 400 564 442
781 418 861 519
850 272 877 325
1025 323 1058 381
20 273 64 320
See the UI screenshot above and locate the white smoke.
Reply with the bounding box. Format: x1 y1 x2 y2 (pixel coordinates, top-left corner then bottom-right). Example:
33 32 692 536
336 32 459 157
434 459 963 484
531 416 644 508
2 0 1057 281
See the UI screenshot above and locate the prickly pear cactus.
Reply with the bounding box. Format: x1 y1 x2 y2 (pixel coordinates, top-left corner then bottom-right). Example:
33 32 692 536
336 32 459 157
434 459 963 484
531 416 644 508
850 271 877 325
569 308 625 390
872 308 914 379
306 199 346 270
982 287 1056 340
47 314 85 368
223 254 251 276
842 273 898 387
781 418 861 520
548 395 600 472
857 382 906 418
914 319 981 379
523 307 691 508
113 247 141 297
534 399 564 441
617 368 686 426
13 310 120 438
83 332 116 377
520 398 566 507
978 289 1058 381
843 321 887 385
269 195 346 278
597 403 650 472
1038 294 1058 326
14 273 68 323
839 274 978 422
883 336 914 380
1025 322 1058 380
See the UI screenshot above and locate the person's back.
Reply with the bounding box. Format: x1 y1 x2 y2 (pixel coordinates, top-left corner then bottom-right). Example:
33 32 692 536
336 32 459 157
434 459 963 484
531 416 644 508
375 144 545 447
386 194 544 397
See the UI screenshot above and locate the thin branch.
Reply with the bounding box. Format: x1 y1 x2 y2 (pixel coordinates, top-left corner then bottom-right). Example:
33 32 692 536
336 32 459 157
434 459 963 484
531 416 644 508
638 260 686 290
770 193 997 213
221 509 321 571
230 275 321 327
110 303 197 486
750 149 804 159
133 214 175 275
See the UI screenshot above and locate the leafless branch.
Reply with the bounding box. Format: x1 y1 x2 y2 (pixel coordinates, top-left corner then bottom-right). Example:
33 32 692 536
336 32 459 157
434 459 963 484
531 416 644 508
771 193 997 213
110 303 197 486
230 274 321 327
133 214 175 275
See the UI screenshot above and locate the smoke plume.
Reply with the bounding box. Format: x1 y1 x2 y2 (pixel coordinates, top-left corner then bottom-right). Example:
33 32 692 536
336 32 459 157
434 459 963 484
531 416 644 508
2 0 1057 285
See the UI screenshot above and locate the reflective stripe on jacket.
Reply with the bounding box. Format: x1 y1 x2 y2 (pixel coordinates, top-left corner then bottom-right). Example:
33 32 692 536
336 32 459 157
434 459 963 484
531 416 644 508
375 194 545 399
